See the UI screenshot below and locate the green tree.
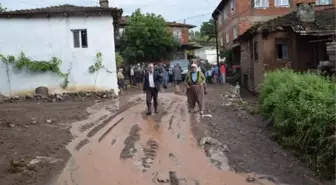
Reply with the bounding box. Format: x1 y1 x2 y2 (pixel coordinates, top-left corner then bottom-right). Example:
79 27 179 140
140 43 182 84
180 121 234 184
120 9 178 64
115 52 124 68
0 3 6 12
200 19 215 41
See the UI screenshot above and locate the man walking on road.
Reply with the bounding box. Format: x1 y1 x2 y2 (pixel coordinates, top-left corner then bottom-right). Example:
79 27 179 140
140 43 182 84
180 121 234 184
143 63 163 115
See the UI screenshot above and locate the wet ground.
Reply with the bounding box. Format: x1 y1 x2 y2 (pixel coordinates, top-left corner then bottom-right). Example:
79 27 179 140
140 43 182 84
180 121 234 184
0 85 332 185
52 93 284 185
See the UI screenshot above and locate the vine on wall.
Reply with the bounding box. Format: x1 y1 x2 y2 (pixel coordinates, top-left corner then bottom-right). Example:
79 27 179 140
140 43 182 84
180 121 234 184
0 52 70 89
88 52 112 74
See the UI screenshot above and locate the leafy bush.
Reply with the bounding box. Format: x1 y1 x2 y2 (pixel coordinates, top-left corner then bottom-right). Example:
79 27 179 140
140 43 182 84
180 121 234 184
259 69 336 179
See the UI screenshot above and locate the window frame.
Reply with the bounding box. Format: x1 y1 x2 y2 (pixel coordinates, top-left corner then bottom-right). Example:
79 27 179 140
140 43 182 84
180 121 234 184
71 29 88 48
224 6 229 20
225 33 229 43
231 0 236 13
254 0 269 8
316 0 332 5
218 15 222 26
233 26 238 39
275 39 290 61
274 0 290 7
173 28 182 39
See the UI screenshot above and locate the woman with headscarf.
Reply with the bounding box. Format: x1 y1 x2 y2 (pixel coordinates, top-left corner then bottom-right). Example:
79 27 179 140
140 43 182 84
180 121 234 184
117 68 125 90
184 63 206 114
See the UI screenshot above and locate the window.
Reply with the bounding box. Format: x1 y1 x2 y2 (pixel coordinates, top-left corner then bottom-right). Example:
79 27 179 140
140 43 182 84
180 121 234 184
119 28 125 35
316 0 332 5
218 15 222 26
276 39 289 60
254 0 269 8
253 41 258 60
233 26 238 39
72 29 88 48
220 36 223 46
231 0 236 13
224 6 229 20
225 33 229 43
173 28 182 39
275 0 289 6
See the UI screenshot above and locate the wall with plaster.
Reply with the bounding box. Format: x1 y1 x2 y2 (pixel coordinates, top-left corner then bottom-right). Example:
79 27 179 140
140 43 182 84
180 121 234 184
0 15 118 96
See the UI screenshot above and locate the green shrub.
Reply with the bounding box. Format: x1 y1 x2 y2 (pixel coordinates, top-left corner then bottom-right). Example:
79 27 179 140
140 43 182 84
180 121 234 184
259 69 336 179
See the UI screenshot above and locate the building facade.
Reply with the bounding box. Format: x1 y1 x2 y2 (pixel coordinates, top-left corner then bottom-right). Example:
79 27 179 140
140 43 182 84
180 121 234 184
212 0 335 49
0 4 122 96
238 4 335 92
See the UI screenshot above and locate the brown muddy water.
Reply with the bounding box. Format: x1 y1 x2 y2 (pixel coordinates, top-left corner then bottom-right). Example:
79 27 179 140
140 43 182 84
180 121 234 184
52 93 285 185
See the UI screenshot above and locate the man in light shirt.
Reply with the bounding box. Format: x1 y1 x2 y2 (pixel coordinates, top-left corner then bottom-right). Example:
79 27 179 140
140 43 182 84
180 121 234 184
143 63 163 115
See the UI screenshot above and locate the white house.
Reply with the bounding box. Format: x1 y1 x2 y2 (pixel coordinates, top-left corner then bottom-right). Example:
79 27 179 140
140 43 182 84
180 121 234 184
194 46 217 65
0 1 122 96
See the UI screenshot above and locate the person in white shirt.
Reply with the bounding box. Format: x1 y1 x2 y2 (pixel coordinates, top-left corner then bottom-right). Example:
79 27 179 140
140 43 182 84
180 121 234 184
130 66 135 85
143 63 163 115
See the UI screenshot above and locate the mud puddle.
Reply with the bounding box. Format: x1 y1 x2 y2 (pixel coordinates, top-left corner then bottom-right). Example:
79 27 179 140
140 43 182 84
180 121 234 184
52 93 285 185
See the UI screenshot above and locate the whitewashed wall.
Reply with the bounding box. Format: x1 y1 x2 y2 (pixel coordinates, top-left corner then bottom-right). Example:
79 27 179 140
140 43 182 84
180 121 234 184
0 16 118 96
194 47 217 65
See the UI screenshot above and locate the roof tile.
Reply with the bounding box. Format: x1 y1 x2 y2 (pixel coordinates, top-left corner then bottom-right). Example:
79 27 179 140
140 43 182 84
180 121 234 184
239 8 336 39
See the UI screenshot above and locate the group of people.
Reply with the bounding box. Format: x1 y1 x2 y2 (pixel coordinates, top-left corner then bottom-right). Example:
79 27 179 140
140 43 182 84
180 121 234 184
205 64 226 84
118 60 227 115
143 61 226 115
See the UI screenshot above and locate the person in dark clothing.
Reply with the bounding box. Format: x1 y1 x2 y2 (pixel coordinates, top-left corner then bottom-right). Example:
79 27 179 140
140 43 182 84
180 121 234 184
143 63 163 115
134 67 143 89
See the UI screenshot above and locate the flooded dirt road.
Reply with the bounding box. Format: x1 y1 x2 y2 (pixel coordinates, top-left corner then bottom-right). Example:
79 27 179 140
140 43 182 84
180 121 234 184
53 93 285 185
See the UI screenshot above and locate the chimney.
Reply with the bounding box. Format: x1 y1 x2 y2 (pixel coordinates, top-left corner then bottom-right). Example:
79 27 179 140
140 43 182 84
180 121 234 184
296 3 315 23
99 0 109 7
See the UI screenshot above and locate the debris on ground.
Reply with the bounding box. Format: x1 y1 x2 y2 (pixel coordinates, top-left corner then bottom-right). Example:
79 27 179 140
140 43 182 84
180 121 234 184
246 175 257 183
0 89 118 103
220 85 259 115
156 172 170 183
9 159 36 173
200 137 230 171
29 156 62 165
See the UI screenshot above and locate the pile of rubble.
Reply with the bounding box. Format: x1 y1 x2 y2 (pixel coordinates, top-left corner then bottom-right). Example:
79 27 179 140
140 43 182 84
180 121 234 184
221 84 259 115
0 86 118 104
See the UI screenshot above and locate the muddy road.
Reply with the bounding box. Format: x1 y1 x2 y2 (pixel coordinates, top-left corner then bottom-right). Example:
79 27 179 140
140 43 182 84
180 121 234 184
1 86 330 185
52 93 282 185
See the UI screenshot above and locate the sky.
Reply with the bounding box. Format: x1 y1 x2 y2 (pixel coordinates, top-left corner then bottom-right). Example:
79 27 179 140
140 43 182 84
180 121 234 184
0 0 219 30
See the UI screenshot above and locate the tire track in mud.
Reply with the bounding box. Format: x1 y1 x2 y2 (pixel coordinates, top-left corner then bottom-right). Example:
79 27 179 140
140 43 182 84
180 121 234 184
87 101 139 138
120 124 141 159
141 139 159 171
98 117 124 142
169 171 179 185
79 114 108 132
168 104 180 130
75 139 90 151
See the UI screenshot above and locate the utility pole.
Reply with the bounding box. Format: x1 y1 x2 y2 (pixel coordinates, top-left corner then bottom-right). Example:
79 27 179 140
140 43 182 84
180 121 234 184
214 19 220 67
